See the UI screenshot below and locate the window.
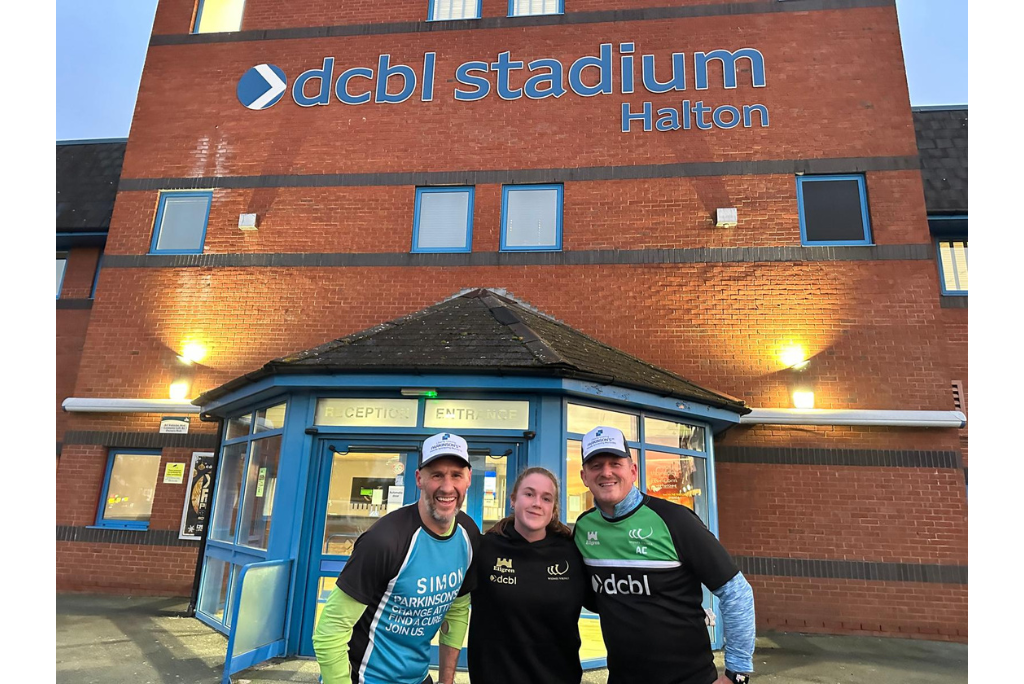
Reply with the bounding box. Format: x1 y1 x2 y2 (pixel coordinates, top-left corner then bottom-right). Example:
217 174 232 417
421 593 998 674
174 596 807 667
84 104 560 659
429 0 481 20
193 0 245 33
501 184 563 251
509 0 562 15
56 253 67 299
796 175 872 246
95 451 161 529
413 187 474 253
937 239 968 295
150 191 212 254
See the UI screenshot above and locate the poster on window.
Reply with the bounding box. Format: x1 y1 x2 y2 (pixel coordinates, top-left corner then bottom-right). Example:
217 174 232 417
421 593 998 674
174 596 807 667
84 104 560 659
179 451 215 540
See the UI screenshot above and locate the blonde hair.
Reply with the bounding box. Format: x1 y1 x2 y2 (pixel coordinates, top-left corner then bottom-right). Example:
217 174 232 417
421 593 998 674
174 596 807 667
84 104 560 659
487 466 573 539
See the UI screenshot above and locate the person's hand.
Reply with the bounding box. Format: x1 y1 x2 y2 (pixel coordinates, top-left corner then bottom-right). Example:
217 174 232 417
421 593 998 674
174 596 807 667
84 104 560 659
713 676 734 684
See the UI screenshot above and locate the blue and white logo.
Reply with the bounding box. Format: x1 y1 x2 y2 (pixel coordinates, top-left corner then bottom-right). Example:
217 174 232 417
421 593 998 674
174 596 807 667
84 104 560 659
237 64 287 110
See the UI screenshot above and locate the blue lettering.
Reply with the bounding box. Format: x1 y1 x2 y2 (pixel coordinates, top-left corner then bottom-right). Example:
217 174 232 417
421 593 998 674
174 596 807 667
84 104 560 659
491 51 525 100
713 104 740 129
375 54 416 104
656 107 680 131
681 99 691 130
293 57 334 107
692 100 712 130
621 101 653 132
454 61 491 102
422 52 436 102
694 48 766 90
524 59 566 99
743 103 770 128
335 67 373 105
620 43 635 95
641 53 686 94
569 43 613 97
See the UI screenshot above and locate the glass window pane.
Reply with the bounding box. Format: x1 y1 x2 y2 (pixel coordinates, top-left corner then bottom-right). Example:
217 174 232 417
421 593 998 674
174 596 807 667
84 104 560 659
481 455 509 533
102 453 160 523
565 439 592 525
255 403 287 433
505 187 560 249
801 178 868 243
322 451 408 556
154 194 210 252
644 417 706 452
56 257 67 298
210 442 247 542
567 403 639 440
198 557 231 622
416 190 471 251
225 415 250 440
512 0 559 15
195 0 245 33
236 435 282 550
432 0 478 19
940 240 968 293
644 451 708 525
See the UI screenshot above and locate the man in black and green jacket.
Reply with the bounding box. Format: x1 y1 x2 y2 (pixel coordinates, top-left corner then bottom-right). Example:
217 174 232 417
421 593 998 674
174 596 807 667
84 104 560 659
573 426 756 684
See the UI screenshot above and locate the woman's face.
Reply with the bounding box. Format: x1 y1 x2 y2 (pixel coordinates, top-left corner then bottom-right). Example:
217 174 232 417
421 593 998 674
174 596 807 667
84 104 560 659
512 473 557 535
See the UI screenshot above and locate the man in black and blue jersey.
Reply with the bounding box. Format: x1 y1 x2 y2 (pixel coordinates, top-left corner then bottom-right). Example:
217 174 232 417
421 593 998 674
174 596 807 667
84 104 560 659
313 432 480 684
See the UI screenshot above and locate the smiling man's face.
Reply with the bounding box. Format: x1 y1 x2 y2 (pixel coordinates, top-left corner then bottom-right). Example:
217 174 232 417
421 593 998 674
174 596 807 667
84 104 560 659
580 453 638 514
415 457 471 530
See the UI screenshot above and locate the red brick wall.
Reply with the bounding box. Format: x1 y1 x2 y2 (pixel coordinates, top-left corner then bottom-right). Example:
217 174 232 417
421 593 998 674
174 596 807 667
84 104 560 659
56 247 101 443
56 445 200 594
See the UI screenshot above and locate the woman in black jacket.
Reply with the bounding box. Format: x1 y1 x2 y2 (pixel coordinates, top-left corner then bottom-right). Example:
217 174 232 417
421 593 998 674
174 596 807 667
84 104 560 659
467 467 593 684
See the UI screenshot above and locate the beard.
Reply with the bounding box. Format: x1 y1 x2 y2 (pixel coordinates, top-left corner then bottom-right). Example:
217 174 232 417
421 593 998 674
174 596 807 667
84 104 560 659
426 493 460 524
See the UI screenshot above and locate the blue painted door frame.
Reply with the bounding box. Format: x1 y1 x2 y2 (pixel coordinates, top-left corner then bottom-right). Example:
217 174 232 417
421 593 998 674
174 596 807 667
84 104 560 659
297 435 521 662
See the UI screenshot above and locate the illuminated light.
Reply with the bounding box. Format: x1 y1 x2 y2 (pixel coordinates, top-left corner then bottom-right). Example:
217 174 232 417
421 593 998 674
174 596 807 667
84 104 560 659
180 342 207 364
781 345 809 370
169 382 190 401
792 391 815 409
401 388 439 398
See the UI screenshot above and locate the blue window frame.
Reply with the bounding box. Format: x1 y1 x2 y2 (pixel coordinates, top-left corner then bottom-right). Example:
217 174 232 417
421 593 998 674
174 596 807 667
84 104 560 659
95 450 162 530
412 187 475 253
501 184 563 251
508 0 563 16
796 174 872 246
936 238 968 295
192 0 246 34
428 0 481 20
149 191 213 255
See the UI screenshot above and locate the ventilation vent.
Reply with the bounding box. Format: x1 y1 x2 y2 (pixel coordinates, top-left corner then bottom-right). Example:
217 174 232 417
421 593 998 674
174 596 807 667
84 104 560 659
951 380 965 412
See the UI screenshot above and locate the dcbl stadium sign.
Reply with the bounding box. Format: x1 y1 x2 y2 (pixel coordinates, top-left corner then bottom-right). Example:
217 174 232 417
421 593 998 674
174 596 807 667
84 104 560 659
237 43 769 133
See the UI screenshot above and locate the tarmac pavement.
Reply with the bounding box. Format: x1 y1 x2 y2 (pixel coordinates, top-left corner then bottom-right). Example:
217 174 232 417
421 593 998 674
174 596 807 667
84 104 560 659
56 594 967 684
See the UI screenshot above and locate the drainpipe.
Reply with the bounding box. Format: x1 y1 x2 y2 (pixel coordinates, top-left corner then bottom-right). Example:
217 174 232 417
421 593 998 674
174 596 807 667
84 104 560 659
739 408 966 428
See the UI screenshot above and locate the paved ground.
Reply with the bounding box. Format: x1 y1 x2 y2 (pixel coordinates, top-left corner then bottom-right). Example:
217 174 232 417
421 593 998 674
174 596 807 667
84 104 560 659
57 594 967 684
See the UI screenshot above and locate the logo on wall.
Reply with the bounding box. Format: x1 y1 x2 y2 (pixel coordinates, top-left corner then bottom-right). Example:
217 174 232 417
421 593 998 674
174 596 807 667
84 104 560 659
237 64 288 110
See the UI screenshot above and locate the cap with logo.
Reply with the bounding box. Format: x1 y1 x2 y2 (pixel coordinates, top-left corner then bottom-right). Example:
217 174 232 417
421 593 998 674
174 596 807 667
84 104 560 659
581 426 629 463
420 432 472 468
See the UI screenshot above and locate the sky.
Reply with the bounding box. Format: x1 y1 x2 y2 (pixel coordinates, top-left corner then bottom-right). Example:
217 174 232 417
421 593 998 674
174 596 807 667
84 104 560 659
55 0 968 140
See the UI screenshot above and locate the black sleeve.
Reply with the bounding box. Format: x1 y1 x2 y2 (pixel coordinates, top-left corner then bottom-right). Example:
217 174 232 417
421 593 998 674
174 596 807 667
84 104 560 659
336 519 403 605
457 512 482 597
663 502 738 592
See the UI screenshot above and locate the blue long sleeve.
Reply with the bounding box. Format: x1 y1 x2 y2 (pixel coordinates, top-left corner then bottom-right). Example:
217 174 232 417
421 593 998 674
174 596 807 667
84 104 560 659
711 571 755 673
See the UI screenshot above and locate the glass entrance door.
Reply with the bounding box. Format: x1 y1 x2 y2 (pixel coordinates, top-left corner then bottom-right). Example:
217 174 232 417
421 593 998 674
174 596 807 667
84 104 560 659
299 438 519 657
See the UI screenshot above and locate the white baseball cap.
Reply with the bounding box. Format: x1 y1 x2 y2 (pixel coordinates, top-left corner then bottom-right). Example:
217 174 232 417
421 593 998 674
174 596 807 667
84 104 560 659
581 426 630 463
420 432 471 468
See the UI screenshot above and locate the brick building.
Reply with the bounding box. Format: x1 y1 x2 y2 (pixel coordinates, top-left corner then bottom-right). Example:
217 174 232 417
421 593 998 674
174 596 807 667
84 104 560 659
56 0 968 669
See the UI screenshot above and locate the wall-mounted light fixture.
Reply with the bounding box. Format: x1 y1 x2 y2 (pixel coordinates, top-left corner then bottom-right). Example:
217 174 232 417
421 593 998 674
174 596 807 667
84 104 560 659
238 213 259 231
169 381 191 401
792 390 815 409
715 208 738 228
179 341 207 365
401 388 438 398
780 344 810 371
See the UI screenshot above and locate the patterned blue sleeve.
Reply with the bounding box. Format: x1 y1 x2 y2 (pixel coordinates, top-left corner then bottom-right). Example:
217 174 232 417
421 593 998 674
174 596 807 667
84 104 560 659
711 571 755 673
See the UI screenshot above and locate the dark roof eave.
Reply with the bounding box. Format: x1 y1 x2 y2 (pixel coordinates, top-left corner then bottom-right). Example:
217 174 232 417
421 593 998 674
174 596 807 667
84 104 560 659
195 361 747 415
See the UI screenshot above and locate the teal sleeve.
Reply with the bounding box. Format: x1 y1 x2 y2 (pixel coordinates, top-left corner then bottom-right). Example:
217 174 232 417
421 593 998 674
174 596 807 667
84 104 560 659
438 593 471 648
312 587 368 684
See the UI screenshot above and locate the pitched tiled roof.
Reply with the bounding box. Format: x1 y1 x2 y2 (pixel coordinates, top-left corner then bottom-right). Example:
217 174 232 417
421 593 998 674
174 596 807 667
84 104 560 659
198 289 747 412
912 107 967 214
56 141 127 231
